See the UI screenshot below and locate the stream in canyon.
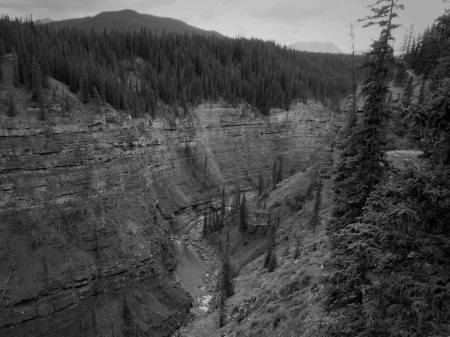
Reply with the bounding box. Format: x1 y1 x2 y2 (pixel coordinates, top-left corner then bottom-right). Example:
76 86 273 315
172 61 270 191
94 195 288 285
170 215 216 314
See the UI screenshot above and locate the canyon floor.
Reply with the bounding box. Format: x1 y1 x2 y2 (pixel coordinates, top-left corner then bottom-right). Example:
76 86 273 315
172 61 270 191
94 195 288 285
170 164 333 337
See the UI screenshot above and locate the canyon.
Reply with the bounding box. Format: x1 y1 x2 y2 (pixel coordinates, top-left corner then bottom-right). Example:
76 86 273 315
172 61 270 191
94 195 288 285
0 98 338 336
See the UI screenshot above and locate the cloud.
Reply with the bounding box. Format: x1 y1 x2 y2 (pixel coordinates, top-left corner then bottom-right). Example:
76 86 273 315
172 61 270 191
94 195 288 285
249 0 362 25
196 8 225 22
1 0 178 18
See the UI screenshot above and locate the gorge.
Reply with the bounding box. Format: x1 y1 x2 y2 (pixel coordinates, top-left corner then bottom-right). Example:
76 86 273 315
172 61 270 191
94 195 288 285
0 96 338 336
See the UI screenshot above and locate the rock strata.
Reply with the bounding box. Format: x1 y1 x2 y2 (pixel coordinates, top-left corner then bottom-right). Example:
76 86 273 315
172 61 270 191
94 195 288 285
0 100 337 336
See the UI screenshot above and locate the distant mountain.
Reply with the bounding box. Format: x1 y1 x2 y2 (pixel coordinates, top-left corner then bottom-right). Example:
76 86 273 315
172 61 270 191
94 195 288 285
49 9 223 37
37 18 53 24
355 49 370 55
289 41 343 54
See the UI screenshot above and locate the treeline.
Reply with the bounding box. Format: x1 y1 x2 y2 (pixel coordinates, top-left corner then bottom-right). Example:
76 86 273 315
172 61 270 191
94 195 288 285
326 2 450 336
399 17 450 79
0 16 357 117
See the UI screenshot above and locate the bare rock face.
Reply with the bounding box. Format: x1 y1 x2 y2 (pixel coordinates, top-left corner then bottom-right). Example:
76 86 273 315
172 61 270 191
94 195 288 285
0 100 336 336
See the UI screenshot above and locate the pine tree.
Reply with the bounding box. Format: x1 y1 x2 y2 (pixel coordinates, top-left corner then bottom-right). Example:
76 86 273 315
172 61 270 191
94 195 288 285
221 186 226 224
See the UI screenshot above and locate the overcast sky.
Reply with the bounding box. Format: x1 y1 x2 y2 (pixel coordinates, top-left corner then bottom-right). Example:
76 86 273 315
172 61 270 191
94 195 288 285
1 0 448 52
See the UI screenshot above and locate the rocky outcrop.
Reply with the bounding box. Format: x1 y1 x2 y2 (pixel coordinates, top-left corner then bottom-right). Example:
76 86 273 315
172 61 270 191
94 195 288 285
0 100 337 336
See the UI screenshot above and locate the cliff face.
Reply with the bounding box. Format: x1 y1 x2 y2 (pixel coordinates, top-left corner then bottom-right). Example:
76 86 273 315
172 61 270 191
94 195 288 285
0 100 336 336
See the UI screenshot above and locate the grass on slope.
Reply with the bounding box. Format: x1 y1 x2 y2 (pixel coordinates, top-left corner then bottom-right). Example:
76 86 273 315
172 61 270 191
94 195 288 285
180 166 334 337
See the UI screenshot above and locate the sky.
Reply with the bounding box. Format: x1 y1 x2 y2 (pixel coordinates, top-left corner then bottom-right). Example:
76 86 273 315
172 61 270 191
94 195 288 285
1 0 449 52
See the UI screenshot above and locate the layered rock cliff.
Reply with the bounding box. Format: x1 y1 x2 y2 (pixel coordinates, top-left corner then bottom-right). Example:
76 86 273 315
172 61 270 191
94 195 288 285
0 99 337 336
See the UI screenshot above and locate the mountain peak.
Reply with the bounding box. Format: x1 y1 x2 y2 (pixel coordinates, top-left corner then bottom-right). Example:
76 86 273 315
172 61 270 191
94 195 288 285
50 9 223 37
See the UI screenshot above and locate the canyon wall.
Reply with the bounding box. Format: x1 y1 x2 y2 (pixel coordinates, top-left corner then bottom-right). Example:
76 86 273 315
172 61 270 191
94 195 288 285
0 100 337 336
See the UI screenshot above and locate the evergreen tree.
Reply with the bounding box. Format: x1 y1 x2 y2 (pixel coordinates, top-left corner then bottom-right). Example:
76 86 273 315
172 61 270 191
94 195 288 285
221 186 226 224
31 57 44 106
417 78 426 105
218 292 226 328
277 155 283 183
309 179 322 233
267 249 277 272
123 295 134 337
325 1 405 334
0 37 5 57
239 193 248 233
7 91 16 117
12 51 19 88
263 218 277 269
272 161 277 187
394 62 408 85
202 213 208 237
258 168 264 196
219 236 234 300
328 0 401 236
402 75 414 107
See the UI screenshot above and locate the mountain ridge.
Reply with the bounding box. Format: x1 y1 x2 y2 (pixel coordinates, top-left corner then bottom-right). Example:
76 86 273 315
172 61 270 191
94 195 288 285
49 9 223 37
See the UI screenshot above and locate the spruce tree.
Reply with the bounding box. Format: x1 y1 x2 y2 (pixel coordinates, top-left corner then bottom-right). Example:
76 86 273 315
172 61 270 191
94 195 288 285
310 179 322 233
12 51 19 88
239 193 248 233
394 62 408 85
31 57 44 105
272 161 277 187
7 91 16 117
258 168 264 196
277 155 283 183
0 37 5 57
402 75 414 107
326 1 404 334
267 249 277 272
202 213 208 237
328 0 401 236
221 186 226 224
417 78 426 105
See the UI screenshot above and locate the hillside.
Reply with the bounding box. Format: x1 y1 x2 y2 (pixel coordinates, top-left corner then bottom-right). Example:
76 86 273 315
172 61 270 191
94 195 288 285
49 9 223 37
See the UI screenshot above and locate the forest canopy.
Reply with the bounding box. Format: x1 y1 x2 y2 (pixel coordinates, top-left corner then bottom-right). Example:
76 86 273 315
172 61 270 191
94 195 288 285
0 16 358 117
